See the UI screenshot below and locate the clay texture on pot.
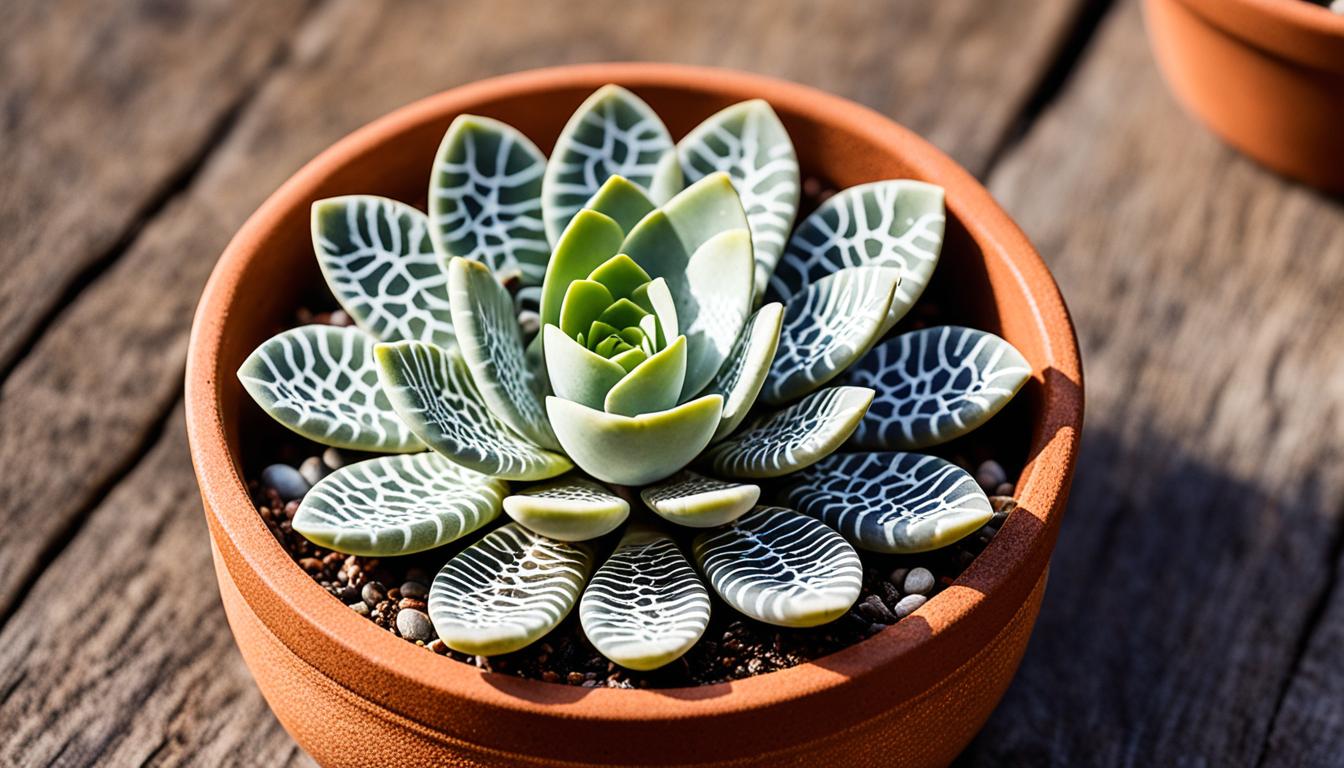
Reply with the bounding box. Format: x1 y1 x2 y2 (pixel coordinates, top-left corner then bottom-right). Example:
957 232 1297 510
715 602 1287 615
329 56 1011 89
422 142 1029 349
186 63 1083 768
1144 0 1344 191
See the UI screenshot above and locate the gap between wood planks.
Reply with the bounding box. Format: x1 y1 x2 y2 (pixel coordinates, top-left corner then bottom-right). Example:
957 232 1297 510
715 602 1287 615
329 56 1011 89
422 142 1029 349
0 0 326 388
0 0 332 633
980 0 1118 177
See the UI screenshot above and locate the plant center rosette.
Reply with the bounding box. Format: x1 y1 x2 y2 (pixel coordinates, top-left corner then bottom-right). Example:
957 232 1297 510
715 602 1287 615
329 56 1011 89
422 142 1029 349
237 85 1032 672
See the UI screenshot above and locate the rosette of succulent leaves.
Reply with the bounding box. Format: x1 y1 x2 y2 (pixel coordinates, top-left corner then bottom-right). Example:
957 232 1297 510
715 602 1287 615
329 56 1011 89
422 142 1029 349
238 85 1032 671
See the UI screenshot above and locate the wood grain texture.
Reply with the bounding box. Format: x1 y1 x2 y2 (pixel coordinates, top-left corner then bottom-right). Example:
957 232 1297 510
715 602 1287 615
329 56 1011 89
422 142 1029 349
0 0 1078 629
0 405 314 767
959 1 1344 765
0 0 315 374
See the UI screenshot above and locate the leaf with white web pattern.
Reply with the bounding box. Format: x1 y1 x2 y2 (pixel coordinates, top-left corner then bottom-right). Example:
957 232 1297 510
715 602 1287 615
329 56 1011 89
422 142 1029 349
845 326 1031 449
293 453 506 556
640 471 759 528
238 325 422 452
705 386 873 479
428 523 594 656
375 341 571 481
693 506 861 627
678 100 799 300
503 475 629 542
701 302 783 441
312 196 456 349
781 452 992 553
767 180 945 333
761 267 899 405
428 115 549 285
447 257 557 449
580 528 711 670
546 394 723 486
541 85 676 245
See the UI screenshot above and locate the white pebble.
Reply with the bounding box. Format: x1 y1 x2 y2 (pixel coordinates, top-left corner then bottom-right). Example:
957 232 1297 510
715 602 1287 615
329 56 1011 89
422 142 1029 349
299 456 329 486
975 460 1008 493
894 594 927 618
322 447 346 470
396 609 433 643
903 567 935 596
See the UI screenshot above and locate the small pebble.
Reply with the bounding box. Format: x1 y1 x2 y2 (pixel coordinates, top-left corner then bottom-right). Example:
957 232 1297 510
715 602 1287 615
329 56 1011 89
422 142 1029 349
396 609 433 642
975 460 1008 494
428 639 449 655
399 598 427 612
329 309 352 326
858 595 897 624
299 456 330 486
994 482 1015 497
903 567 935 596
262 464 310 501
886 567 909 587
361 581 388 606
322 447 346 470
350 601 370 617
400 581 428 600
298 557 324 573
894 594 928 618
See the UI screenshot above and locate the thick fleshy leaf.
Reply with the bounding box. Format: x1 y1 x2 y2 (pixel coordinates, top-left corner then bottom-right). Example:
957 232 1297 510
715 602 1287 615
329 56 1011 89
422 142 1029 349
846 326 1031 449
428 115 549 285
782 452 992 553
542 325 627 410
706 386 873 479
693 506 862 627
768 180 946 332
312 196 455 349
447 258 556 449
632 277 678 343
542 85 674 244
376 341 571 481
559 279 614 339
678 100 799 300
539 209 625 330
585 175 656 235
648 149 684 204
293 453 506 556
640 471 759 528
502 475 629 542
546 394 723 486
622 174 754 398
701 302 783 440
238 325 422 452
588 253 651 300
603 335 686 416
429 523 594 656
762 266 900 405
580 529 711 670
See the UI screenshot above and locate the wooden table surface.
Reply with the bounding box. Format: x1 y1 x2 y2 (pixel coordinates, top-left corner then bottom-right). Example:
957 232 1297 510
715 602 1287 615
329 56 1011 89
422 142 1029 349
3 0 1343 765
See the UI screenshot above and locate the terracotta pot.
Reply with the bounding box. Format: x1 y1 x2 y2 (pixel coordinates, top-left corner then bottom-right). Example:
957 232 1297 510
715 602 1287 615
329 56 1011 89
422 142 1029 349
1144 0 1344 192
186 63 1084 768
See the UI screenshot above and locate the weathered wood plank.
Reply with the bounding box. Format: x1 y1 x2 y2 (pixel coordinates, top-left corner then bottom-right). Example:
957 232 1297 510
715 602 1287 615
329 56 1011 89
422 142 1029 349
0 405 315 767
0 0 315 374
0 0 1080 633
959 1 1344 765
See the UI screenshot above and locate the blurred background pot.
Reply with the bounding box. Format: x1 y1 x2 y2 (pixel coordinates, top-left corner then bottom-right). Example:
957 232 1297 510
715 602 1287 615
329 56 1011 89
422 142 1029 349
186 63 1083 768
1144 0 1344 192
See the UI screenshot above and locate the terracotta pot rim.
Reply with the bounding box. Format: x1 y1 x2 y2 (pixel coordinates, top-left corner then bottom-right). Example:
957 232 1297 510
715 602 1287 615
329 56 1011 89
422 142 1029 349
186 63 1083 731
1173 0 1344 71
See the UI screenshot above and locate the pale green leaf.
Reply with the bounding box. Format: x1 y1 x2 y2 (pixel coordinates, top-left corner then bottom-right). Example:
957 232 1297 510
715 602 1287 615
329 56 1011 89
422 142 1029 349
845 326 1031 449
603 335 686 417
762 266 899 405
580 528 710 670
502 475 629 542
238 325 422 452
782 452 993 554
429 523 594 656
585 175 656 235
312 196 455 349
376 341 571 481
546 394 723 486
294 453 506 556
538 209 625 330
706 386 873 479
542 325 628 410
428 115 549 285
640 471 759 528
693 506 861 627
701 302 783 440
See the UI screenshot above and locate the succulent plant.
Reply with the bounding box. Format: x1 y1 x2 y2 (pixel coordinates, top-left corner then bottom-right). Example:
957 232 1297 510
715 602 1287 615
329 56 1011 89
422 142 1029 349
239 85 1032 671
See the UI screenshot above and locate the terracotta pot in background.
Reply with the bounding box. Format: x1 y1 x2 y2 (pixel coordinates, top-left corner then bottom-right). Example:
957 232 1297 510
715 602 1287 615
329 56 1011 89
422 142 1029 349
186 64 1084 767
1144 0 1344 192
